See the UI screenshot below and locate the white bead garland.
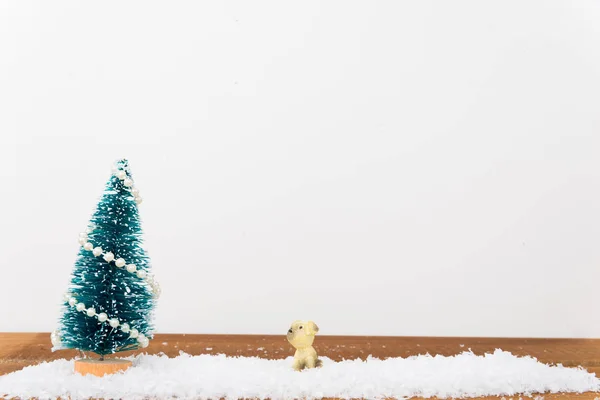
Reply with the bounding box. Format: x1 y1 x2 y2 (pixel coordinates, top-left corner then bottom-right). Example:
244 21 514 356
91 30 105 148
113 163 143 204
50 330 61 347
137 334 149 347
76 234 159 298
151 280 159 294
135 331 150 348
60 293 150 347
54 162 157 350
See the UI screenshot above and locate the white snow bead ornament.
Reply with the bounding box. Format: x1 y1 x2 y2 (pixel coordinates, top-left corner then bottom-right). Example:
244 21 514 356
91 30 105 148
152 281 161 298
79 232 88 238
78 237 87 245
139 337 149 348
86 307 96 317
63 293 71 302
115 258 126 268
92 247 103 257
76 303 86 312
131 188 139 196
126 264 136 273
136 270 147 279
123 178 133 187
103 252 115 262
116 170 126 180
129 328 139 338
136 333 146 343
97 312 108 322
68 297 78 306
135 196 143 205
109 318 120 328
83 242 93 251
120 323 130 333
50 331 61 346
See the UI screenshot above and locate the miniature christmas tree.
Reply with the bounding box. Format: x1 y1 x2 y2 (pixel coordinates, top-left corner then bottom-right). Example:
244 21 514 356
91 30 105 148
51 159 160 360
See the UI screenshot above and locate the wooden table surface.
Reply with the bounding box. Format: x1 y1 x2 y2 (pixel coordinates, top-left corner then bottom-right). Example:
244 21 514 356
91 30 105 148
1 333 599 399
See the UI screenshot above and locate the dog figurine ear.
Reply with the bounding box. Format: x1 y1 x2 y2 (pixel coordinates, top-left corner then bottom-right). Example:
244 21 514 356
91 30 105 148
306 321 319 335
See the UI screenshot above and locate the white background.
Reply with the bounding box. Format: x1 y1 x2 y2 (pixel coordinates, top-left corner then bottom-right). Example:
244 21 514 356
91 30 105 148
1 1 600 337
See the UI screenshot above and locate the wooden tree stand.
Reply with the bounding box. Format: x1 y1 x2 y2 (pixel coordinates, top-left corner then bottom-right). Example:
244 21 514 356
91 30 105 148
74 358 132 376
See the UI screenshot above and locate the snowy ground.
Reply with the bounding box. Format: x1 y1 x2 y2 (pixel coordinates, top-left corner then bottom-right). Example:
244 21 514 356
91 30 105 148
1 350 599 400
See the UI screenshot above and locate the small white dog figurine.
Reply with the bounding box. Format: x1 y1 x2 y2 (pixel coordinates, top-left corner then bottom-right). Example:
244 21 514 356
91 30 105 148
286 320 322 371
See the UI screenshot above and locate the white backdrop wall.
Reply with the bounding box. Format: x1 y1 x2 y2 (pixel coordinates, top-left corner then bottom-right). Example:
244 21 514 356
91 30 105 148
1 1 600 337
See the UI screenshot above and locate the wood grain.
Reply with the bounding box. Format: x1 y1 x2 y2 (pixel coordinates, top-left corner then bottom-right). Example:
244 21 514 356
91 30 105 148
1 333 600 399
73 358 132 376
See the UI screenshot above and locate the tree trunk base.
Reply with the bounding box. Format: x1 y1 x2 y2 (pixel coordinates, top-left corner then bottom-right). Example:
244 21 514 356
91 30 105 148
74 358 132 376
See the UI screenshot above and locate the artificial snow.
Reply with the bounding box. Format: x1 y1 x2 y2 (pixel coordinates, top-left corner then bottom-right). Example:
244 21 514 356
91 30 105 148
1 350 599 400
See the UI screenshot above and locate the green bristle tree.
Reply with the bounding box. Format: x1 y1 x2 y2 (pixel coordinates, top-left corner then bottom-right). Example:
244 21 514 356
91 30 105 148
51 159 160 358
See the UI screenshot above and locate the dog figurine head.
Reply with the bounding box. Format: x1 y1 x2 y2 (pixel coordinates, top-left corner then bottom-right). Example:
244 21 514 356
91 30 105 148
286 320 319 349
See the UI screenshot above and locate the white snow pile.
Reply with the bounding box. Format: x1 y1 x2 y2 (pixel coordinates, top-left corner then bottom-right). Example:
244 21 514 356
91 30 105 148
1 350 599 399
